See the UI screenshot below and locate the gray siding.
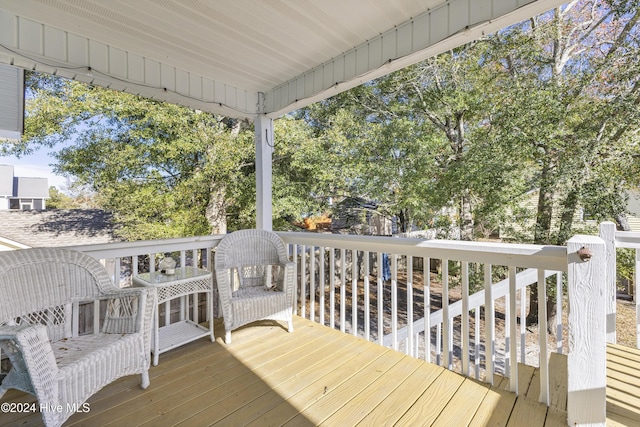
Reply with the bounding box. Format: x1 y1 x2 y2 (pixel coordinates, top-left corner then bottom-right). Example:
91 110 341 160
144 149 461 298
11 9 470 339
0 165 13 196
14 177 49 198
0 64 24 140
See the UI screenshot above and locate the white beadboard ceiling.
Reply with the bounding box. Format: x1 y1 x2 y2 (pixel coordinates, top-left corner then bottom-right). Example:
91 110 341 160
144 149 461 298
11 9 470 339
0 0 565 119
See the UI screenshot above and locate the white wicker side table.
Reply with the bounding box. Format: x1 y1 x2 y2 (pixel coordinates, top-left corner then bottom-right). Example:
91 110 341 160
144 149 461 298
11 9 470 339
133 267 214 365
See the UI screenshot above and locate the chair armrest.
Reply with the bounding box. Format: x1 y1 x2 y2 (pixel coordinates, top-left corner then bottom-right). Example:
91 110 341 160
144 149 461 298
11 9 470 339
282 261 295 274
277 262 296 297
0 324 59 402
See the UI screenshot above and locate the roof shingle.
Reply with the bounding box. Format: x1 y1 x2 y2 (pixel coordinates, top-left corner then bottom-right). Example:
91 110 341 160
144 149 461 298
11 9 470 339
0 209 121 248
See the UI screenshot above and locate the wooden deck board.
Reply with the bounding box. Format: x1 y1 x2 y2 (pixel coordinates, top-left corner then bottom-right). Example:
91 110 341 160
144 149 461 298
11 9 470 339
180 325 353 426
607 343 640 426
7 318 640 427
544 408 569 427
507 396 548 427
246 340 390 426
548 352 568 412
135 320 334 426
431 377 490 426
354 361 444 426
242 338 373 426
283 348 402 425
394 368 466 425
514 363 536 396
86 322 310 426
318 356 424 426
469 384 517 426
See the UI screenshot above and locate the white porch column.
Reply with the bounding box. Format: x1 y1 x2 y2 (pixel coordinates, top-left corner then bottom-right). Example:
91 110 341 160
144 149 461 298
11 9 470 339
567 235 607 427
254 114 273 231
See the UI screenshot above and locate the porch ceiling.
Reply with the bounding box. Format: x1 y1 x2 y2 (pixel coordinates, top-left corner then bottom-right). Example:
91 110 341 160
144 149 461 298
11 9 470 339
0 0 565 119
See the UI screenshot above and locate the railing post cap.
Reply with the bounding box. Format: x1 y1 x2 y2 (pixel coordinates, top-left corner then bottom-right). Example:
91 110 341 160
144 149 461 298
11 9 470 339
567 235 605 245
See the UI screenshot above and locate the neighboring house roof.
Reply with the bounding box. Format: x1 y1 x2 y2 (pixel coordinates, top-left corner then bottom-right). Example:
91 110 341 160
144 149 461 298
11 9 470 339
0 209 121 249
331 196 394 235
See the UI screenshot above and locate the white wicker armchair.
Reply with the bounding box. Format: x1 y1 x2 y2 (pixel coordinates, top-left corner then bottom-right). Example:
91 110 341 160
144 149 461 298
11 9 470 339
214 229 295 344
0 248 157 427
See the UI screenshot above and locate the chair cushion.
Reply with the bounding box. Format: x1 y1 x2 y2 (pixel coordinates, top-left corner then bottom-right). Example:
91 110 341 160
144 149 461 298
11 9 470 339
53 333 142 369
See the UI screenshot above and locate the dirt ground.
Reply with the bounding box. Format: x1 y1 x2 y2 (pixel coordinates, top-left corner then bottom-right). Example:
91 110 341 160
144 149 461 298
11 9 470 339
616 299 638 348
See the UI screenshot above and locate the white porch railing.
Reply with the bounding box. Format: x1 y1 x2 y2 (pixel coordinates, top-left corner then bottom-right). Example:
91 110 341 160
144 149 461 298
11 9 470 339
10 230 609 425
66 235 224 333
601 221 640 347
279 231 611 425
277 232 568 402
386 268 561 365
66 234 224 283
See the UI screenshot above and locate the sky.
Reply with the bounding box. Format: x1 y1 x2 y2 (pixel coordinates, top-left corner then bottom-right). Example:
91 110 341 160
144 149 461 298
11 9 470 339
0 149 69 191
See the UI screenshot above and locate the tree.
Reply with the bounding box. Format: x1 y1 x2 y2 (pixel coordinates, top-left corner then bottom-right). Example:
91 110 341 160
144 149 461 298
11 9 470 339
483 0 640 323
380 47 530 240
298 85 445 234
47 184 98 209
2 74 257 240
298 45 530 239
47 186 73 209
295 0 640 325
3 72 330 240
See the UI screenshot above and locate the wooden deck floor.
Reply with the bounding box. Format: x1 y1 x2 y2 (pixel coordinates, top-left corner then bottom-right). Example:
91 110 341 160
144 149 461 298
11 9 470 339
1 317 638 426
607 343 640 426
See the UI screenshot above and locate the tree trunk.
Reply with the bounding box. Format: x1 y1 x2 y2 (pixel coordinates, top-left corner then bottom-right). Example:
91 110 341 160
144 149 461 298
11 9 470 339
447 114 474 241
203 118 248 234
532 186 580 329
397 208 411 233
460 189 474 241
528 159 555 325
206 185 227 234
614 212 631 231
546 296 557 335
556 187 579 245
533 163 554 245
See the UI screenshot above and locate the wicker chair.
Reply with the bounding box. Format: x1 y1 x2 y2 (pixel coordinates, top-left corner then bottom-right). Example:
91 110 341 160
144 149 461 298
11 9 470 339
0 248 157 427
214 229 295 344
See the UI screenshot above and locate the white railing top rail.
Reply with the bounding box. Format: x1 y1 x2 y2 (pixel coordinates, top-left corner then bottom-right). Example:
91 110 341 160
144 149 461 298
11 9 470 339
65 234 224 260
277 232 568 272
613 230 640 249
63 231 568 272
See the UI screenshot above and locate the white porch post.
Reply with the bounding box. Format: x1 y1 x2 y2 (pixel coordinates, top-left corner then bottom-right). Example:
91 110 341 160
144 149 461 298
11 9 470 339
599 221 617 343
567 235 607 427
254 114 273 231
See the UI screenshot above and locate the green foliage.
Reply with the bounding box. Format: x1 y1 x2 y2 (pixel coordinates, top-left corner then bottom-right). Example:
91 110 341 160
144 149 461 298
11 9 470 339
5 0 640 253
291 0 640 244
13 73 329 239
616 248 636 291
47 186 74 209
16 75 260 240
484 2 640 244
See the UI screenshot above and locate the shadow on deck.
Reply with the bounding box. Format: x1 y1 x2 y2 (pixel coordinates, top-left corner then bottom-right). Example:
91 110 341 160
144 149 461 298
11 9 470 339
5 317 639 426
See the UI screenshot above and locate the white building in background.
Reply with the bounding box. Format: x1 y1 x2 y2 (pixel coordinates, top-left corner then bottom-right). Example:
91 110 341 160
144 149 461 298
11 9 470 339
0 164 49 210
627 190 640 232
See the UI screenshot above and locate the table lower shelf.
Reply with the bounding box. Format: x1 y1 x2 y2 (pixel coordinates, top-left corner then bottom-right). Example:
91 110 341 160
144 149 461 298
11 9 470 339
155 320 213 356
